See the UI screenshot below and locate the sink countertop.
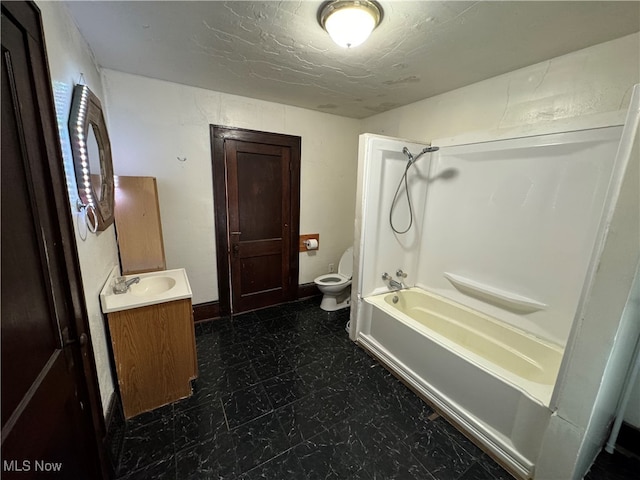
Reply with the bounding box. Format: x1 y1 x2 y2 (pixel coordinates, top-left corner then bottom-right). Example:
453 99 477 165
100 266 193 313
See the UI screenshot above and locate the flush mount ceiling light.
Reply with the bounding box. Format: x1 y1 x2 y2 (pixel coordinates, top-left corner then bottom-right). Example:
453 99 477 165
319 0 383 48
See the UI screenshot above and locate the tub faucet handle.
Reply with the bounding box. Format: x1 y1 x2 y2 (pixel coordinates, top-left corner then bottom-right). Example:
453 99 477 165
396 269 407 279
382 272 403 291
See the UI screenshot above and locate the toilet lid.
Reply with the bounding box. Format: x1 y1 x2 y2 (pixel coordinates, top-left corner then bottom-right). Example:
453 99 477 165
338 247 353 277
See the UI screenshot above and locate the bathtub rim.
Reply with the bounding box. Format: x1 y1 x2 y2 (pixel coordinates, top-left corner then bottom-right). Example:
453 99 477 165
364 287 564 407
371 286 563 348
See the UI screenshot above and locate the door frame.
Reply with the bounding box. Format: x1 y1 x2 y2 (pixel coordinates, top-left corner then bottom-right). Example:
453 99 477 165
210 125 301 315
1 2 108 477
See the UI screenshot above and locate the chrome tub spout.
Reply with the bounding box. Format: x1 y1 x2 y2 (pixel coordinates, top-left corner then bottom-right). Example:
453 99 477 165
382 272 404 291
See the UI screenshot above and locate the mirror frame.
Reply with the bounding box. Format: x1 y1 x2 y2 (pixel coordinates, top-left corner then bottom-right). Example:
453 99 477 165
68 84 115 231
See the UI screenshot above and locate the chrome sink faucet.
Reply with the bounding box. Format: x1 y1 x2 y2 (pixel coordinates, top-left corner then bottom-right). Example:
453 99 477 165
113 276 140 294
382 272 403 291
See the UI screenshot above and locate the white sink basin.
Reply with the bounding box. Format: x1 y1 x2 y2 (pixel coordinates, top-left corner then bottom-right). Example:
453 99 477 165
130 276 176 297
100 267 192 313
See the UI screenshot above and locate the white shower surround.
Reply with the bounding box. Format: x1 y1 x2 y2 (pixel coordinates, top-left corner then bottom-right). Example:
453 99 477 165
354 126 623 346
351 89 639 478
419 127 623 346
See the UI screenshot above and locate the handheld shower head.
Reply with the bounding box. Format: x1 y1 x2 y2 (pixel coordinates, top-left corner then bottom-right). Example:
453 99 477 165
422 146 440 153
392 143 440 234
403 145 439 163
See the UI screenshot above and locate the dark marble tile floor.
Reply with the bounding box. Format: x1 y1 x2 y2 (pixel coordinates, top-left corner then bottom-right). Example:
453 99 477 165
113 297 639 480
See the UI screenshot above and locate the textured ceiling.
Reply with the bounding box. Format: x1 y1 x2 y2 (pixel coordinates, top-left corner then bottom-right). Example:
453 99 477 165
66 1 640 119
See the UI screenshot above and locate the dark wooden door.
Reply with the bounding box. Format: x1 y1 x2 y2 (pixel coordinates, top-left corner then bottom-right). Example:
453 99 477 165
212 127 301 314
1 3 102 478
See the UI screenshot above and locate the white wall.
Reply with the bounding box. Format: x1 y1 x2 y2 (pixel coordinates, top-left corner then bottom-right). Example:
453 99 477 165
102 70 361 304
362 33 639 143
595 264 640 441
627 383 640 428
38 1 118 415
625 310 640 428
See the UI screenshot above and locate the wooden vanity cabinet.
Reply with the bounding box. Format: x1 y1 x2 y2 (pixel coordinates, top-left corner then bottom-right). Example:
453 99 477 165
107 298 197 419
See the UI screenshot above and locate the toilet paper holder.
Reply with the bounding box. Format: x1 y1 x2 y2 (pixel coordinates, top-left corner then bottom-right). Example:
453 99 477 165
299 234 320 252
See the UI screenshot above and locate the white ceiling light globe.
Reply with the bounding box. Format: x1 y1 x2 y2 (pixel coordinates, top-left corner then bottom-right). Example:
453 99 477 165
319 1 382 49
325 7 376 48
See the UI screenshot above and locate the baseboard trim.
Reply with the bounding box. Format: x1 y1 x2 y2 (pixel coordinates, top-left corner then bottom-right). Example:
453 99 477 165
193 301 220 322
194 284 320 322
104 392 117 430
103 392 125 478
298 282 320 299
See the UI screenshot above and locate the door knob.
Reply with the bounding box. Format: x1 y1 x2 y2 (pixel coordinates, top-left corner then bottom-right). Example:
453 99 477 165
233 244 240 256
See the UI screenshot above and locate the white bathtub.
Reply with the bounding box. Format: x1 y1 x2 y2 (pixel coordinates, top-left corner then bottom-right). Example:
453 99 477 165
356 288 564 478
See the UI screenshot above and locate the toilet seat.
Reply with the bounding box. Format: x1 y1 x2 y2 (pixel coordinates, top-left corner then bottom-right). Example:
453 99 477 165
337 247 353 277
314 247 353 286
315 273 351 286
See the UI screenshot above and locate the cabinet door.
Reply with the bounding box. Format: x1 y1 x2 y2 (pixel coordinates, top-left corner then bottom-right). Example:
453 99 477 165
114 176 166 274
108 299 196 418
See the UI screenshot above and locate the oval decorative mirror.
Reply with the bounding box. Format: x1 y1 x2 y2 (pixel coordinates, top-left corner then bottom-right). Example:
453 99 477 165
68 84 115 231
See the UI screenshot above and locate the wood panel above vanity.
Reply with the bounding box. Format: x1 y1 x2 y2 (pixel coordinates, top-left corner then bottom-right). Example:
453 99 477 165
114 175 166 274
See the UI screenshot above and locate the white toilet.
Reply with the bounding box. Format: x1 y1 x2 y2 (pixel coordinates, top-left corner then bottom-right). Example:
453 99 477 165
314 247 353 311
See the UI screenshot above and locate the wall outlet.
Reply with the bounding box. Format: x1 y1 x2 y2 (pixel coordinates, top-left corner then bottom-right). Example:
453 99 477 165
328 263 335 273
